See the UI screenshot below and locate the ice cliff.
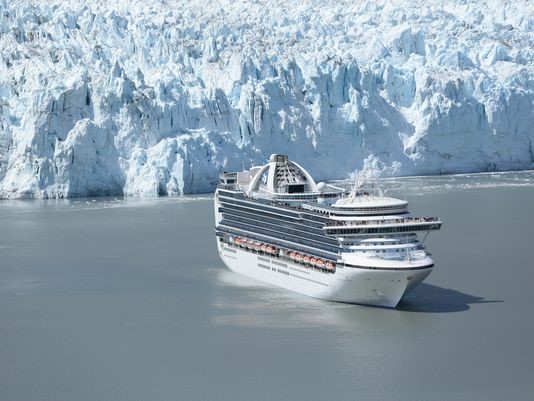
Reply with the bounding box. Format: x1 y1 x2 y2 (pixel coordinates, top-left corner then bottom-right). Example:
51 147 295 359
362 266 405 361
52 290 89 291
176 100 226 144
0 0 533 198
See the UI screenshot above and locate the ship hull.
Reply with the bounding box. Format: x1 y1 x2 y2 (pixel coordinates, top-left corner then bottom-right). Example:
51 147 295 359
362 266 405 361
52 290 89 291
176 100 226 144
217 240 432 308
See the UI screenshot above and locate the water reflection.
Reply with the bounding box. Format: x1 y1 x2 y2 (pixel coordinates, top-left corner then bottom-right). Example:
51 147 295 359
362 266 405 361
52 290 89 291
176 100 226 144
212 269 355 329
214 270 502 327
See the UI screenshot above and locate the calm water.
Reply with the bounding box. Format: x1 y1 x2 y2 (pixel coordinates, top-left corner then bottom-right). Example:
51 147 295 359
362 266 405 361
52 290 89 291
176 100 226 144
1 172 534 401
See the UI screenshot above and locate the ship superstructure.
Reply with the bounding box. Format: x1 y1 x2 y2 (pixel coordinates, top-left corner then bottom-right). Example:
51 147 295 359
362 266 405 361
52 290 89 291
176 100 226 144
214 154 441 307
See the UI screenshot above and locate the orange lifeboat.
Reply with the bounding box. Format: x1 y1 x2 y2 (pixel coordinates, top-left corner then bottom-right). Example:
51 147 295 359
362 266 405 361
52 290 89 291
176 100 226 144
325 261 335 270
261 244 269 252
309 257 318 265
235 237 242 245
294 253 303 262
316 259 326 268
253 241 262 251
303 255 311 264
266 246 276 254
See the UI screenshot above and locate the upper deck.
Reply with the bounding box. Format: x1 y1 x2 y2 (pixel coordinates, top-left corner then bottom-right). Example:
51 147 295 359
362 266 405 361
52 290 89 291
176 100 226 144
217 154 440 236
218 154 412 216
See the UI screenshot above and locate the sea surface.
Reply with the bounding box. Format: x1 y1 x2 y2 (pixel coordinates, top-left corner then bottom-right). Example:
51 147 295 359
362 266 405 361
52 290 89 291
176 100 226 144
1 172 533 401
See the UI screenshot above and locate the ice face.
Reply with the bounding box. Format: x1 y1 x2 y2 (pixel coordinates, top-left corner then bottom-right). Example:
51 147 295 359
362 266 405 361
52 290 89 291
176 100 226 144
0 0 532 198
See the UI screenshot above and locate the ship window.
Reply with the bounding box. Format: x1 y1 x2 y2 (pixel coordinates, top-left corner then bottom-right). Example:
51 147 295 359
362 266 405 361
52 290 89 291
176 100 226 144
288 184 305 193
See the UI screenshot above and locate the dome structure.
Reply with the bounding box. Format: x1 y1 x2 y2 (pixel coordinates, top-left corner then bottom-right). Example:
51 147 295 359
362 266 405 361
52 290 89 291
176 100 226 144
248 154 318 195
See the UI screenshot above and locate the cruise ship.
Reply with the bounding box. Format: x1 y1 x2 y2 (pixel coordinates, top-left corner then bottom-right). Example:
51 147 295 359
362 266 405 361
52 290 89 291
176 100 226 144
214 154 441 307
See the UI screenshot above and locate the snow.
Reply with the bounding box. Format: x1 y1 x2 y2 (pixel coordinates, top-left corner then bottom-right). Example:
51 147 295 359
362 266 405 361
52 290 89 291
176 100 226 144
0 0 532 198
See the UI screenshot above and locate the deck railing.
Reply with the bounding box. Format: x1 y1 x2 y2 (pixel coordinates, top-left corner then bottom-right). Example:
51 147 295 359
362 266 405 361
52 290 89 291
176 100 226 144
325 216 440 227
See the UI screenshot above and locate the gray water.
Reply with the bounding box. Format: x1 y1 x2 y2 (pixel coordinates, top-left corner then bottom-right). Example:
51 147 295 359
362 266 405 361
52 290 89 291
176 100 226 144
1 172 534 401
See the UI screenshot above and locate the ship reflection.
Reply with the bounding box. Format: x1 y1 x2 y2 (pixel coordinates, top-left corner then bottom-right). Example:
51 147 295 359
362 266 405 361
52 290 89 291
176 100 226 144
212 269 354 329
213 270 501 329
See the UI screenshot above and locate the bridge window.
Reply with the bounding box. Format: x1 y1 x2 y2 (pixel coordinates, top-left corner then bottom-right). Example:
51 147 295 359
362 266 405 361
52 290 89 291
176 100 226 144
288 184 305 193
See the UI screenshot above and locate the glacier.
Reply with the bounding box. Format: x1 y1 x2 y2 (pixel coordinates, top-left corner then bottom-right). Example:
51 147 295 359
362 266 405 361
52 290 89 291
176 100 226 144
0 0 532 198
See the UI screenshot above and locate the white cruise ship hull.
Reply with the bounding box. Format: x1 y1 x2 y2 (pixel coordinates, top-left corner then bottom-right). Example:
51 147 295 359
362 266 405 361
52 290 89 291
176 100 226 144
217 241 432 308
